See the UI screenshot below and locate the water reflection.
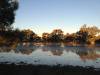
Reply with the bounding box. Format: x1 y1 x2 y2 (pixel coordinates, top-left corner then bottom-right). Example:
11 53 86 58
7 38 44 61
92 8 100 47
0 43 100 68
15 42 39 55
0 46 12 52
42 43 64 56
64 46 100 61
0 43 100 59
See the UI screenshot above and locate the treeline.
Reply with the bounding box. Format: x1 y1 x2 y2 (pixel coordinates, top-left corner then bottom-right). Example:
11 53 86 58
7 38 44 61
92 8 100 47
0 24 100 46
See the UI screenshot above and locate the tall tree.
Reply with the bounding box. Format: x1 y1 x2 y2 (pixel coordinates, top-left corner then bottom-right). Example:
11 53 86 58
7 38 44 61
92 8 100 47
0 0 19 31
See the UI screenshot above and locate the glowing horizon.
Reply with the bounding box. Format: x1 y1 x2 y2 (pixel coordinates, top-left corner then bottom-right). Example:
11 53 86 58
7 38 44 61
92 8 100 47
14 0 100 36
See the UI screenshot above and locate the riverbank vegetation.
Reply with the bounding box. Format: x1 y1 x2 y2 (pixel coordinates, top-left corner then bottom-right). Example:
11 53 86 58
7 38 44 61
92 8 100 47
0 25 100 47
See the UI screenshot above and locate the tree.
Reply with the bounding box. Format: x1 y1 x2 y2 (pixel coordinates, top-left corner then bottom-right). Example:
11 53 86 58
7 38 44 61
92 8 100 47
77 24 100 44
49 29 64 42
21 29 35 41
0 0 19 31
21 29 41 42
76 31 88 44
42 32 50 42
31 34 41 42
64 33 77 42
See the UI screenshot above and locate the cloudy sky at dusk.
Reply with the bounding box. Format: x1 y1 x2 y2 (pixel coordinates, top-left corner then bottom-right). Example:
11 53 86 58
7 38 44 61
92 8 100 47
14 0 100 36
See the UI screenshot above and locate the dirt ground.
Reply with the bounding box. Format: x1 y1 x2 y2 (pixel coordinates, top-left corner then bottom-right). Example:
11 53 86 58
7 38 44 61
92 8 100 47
0 64 100 75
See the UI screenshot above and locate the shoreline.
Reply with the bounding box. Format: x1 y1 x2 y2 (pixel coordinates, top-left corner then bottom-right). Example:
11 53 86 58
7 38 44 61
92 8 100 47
0 63 100 75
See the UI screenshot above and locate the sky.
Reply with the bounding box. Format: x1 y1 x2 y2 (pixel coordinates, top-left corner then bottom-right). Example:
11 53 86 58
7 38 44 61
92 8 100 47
14 0 100 36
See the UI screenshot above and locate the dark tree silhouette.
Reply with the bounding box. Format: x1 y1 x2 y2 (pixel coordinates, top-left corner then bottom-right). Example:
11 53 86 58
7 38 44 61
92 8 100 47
49 29 64 42
0 0 19 31
76 31 88 44
64 33 77 42
42 32 50 42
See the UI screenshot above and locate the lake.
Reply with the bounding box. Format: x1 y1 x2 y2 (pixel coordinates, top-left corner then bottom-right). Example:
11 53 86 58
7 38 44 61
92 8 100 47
0 43 100 69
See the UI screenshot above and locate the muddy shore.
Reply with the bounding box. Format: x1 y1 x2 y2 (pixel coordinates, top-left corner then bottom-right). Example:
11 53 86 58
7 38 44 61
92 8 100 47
0 63 100 75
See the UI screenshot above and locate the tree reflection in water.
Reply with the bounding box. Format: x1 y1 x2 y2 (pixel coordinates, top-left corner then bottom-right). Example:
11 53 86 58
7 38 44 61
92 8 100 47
64 46 100 61
15 42 40 55
0 43 100 61
42 43 64 56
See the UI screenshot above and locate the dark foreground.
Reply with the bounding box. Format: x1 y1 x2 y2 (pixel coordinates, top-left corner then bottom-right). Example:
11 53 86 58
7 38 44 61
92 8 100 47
0 63 100 75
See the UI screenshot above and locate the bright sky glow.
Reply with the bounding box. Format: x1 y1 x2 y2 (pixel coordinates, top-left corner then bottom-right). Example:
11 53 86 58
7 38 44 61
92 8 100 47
14 0 100 36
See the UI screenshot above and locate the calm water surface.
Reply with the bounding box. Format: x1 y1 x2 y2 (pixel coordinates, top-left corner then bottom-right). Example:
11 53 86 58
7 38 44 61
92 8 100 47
0 43 100 69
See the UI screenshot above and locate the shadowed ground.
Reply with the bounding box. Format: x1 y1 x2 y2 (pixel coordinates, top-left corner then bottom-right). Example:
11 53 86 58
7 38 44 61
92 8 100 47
0 64 100 75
